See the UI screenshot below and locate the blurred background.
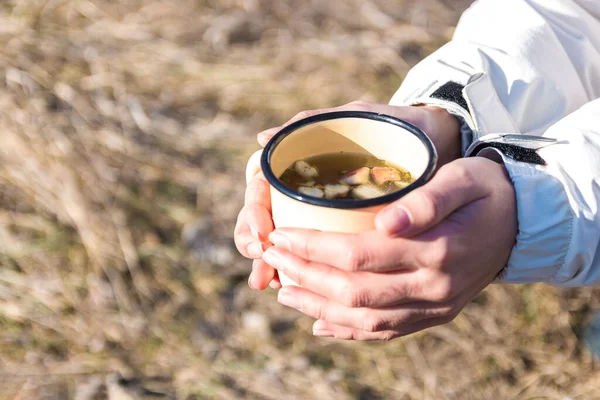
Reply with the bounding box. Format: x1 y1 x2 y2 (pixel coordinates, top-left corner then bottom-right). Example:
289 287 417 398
0 0 599 399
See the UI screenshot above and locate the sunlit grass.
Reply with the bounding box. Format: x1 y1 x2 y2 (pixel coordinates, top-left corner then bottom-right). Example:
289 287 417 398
0 0 599 399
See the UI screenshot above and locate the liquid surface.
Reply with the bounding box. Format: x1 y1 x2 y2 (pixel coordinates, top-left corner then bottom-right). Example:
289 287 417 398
279 152 415 200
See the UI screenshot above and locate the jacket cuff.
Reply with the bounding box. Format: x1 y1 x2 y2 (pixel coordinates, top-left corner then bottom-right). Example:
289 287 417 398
390 80 475 155
475 148 572 284
391 65 520 152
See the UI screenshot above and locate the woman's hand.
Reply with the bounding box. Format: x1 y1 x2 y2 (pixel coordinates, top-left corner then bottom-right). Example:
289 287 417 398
260 157 517 340
235 101 462 290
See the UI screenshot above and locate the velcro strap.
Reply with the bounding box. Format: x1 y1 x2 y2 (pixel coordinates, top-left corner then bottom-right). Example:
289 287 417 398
468 142 546 165
430 81 469 112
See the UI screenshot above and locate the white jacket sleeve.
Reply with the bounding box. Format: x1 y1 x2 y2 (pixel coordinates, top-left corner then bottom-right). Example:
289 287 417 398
389 0 600 286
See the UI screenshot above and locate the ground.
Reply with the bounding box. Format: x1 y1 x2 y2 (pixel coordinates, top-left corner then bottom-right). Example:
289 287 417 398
0 0 599 399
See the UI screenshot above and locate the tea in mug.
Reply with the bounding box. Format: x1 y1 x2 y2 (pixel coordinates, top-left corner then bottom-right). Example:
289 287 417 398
279 152 415 200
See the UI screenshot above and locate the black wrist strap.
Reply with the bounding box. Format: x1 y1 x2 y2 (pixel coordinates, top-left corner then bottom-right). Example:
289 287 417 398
467 142 547 166
430 82 469 113
431 84 552 166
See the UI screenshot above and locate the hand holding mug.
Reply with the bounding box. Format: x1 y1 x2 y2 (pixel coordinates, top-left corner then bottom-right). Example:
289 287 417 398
261 157 517 340
234 101 462 290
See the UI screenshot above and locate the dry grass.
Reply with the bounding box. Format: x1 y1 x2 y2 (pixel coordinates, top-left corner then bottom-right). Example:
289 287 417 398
0 0 599 399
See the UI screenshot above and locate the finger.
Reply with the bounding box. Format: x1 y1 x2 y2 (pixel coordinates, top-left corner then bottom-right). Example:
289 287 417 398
234 172 273 258
312 320 395 340
257 101 431 156
255 101 386 147
244 204 273 244
256 104 364 147
281 106 344 127
277 285 454 332
255 103 375 151
244 172 273 243
263 246 433 307
234 204 272 259
269 273 282 289
249 259 276 290
375 159 489 237
245 150 263 184
268 228 418 272
312 314 454 341
257 126 281 147
236 232 264 259
276 101 397 131
245 172 271 211
234 208 264 259
281 101 432 130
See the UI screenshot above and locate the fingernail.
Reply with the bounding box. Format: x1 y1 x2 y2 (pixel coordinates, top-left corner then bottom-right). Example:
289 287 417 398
313 320 333 336
375 205 410 235
248 241 264 258
313 329 334 337
269 231 291 250
277 289 302 311
248 273 255 289
262 247 284 271
250 225 260 241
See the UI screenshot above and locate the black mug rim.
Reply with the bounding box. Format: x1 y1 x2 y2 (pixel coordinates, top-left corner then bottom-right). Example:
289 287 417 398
261 111 438 209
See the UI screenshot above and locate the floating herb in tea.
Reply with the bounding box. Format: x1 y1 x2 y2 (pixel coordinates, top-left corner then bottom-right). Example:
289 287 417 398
279 152 414 200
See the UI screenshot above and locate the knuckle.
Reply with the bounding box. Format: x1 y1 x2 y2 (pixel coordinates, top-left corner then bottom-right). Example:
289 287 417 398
362 315 387 333
408 278 425 299
292 261 310 287
417 189 444 222
242 203 258 217
342 282 369 308
299 236 312 260
349 330 361 341
345 244 368 271
454 162 475 185
312 301 327 321
394 310 418 326
433 238 452 266
429 276 455 302
442 162 475 189
245 179 269 207
419 237 452 268
297 268 313 289
380 331 398 342
437 161 454 177
391 279 424 301
244 179 258 200
336 329 354 340
414 249 431 269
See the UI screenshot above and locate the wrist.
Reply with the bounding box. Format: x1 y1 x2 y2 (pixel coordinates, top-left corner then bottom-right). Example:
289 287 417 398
420 106 462 167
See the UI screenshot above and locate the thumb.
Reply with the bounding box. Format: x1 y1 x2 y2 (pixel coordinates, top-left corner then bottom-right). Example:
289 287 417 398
375 160 488 237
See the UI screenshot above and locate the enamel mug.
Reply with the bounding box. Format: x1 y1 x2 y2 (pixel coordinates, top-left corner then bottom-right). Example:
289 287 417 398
261 111 437 286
